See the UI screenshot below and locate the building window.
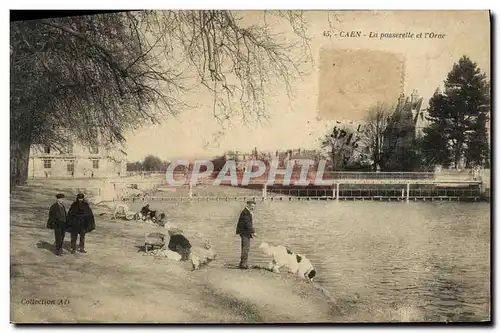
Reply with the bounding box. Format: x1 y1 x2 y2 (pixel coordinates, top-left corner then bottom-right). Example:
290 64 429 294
43 146 50 154
67 161 74 173
90 146 99 154
92 159 99 169
43 159 51 169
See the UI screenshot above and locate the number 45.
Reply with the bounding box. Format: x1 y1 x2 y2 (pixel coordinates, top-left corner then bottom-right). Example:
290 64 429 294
323 30 332 38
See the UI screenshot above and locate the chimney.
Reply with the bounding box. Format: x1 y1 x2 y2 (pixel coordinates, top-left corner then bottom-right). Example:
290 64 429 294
398 93 406 110
411 89 420 105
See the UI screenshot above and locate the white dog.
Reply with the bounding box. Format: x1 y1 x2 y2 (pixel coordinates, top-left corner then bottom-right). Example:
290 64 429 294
113 203 136 220
192 240 217 263
148 248 183 261
259 242 316 281
188 239 217 271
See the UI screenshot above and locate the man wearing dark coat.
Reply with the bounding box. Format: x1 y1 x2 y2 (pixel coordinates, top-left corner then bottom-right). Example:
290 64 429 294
47 193 67 256
67 193 95 254
236 200 256 269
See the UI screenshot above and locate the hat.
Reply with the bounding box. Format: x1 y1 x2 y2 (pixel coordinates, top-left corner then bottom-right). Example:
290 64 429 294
246 200 256 205
76 193 85 199
56 193 65 199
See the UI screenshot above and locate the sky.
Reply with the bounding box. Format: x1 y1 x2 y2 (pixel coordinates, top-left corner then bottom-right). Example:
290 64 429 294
123 10 490 162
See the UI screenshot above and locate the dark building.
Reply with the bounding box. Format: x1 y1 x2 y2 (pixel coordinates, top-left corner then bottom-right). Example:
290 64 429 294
382 90 423 171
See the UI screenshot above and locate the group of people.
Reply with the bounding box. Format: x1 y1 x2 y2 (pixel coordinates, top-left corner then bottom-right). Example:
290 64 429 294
112 203 166 227
46 193 96 255
47 194 316 281
137 204 167 226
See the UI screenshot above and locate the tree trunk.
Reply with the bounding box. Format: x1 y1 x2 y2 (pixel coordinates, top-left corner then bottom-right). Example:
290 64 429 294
10 139 31 191
331 148 340 171
454 140 463 169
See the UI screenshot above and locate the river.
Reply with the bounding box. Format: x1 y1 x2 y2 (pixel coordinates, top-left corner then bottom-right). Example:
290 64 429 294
128 199 490 322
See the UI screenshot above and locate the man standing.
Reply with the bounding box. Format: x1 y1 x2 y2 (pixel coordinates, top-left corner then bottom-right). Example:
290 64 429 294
236 200 256 269
67 193 96 254
47 193 67 256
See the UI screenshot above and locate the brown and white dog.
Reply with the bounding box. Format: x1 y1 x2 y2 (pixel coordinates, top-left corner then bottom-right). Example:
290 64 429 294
259 242 316 281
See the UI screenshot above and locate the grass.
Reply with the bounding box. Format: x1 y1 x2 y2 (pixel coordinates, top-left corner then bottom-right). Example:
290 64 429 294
10 179 338 323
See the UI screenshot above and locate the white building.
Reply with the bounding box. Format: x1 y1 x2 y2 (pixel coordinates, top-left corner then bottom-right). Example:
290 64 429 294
28 141 127 179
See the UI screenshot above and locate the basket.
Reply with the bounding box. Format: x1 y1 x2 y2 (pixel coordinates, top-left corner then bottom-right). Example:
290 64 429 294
144 232 166 253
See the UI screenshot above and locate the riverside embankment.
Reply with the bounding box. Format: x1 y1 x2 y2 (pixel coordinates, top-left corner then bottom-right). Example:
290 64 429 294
10 179 339 323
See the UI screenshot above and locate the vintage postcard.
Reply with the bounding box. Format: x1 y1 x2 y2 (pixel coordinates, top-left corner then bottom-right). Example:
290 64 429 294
10 10 491 323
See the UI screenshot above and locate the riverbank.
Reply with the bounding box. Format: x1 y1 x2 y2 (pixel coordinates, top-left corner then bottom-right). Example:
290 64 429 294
10 180 338 323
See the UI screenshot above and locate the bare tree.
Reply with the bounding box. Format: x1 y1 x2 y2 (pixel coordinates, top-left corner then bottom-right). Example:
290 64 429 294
10 10 311 187
321 125 362 170
140 10 311 125
362 103 394 171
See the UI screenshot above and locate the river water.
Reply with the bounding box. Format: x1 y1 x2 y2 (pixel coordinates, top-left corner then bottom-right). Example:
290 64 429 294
128 199 490 322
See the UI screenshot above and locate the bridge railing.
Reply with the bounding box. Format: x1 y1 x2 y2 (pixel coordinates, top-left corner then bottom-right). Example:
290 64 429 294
321 172 435 180
158 171 439 186
122 170 484 186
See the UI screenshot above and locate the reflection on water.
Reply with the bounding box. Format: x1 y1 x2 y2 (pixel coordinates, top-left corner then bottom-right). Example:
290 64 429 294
129 200 490 322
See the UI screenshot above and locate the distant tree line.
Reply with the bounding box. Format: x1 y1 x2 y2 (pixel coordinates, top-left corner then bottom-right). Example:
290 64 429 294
127 155 169 172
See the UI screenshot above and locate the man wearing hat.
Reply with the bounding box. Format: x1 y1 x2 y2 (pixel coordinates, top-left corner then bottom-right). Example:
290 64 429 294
47 193 67 256
67 193 96 253
236 200 257 269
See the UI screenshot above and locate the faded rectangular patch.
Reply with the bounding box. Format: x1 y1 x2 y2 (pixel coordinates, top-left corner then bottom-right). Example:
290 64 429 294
317 49 404 121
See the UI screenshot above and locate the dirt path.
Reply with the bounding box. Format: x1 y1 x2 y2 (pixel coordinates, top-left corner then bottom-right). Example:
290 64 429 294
10 180 339 323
